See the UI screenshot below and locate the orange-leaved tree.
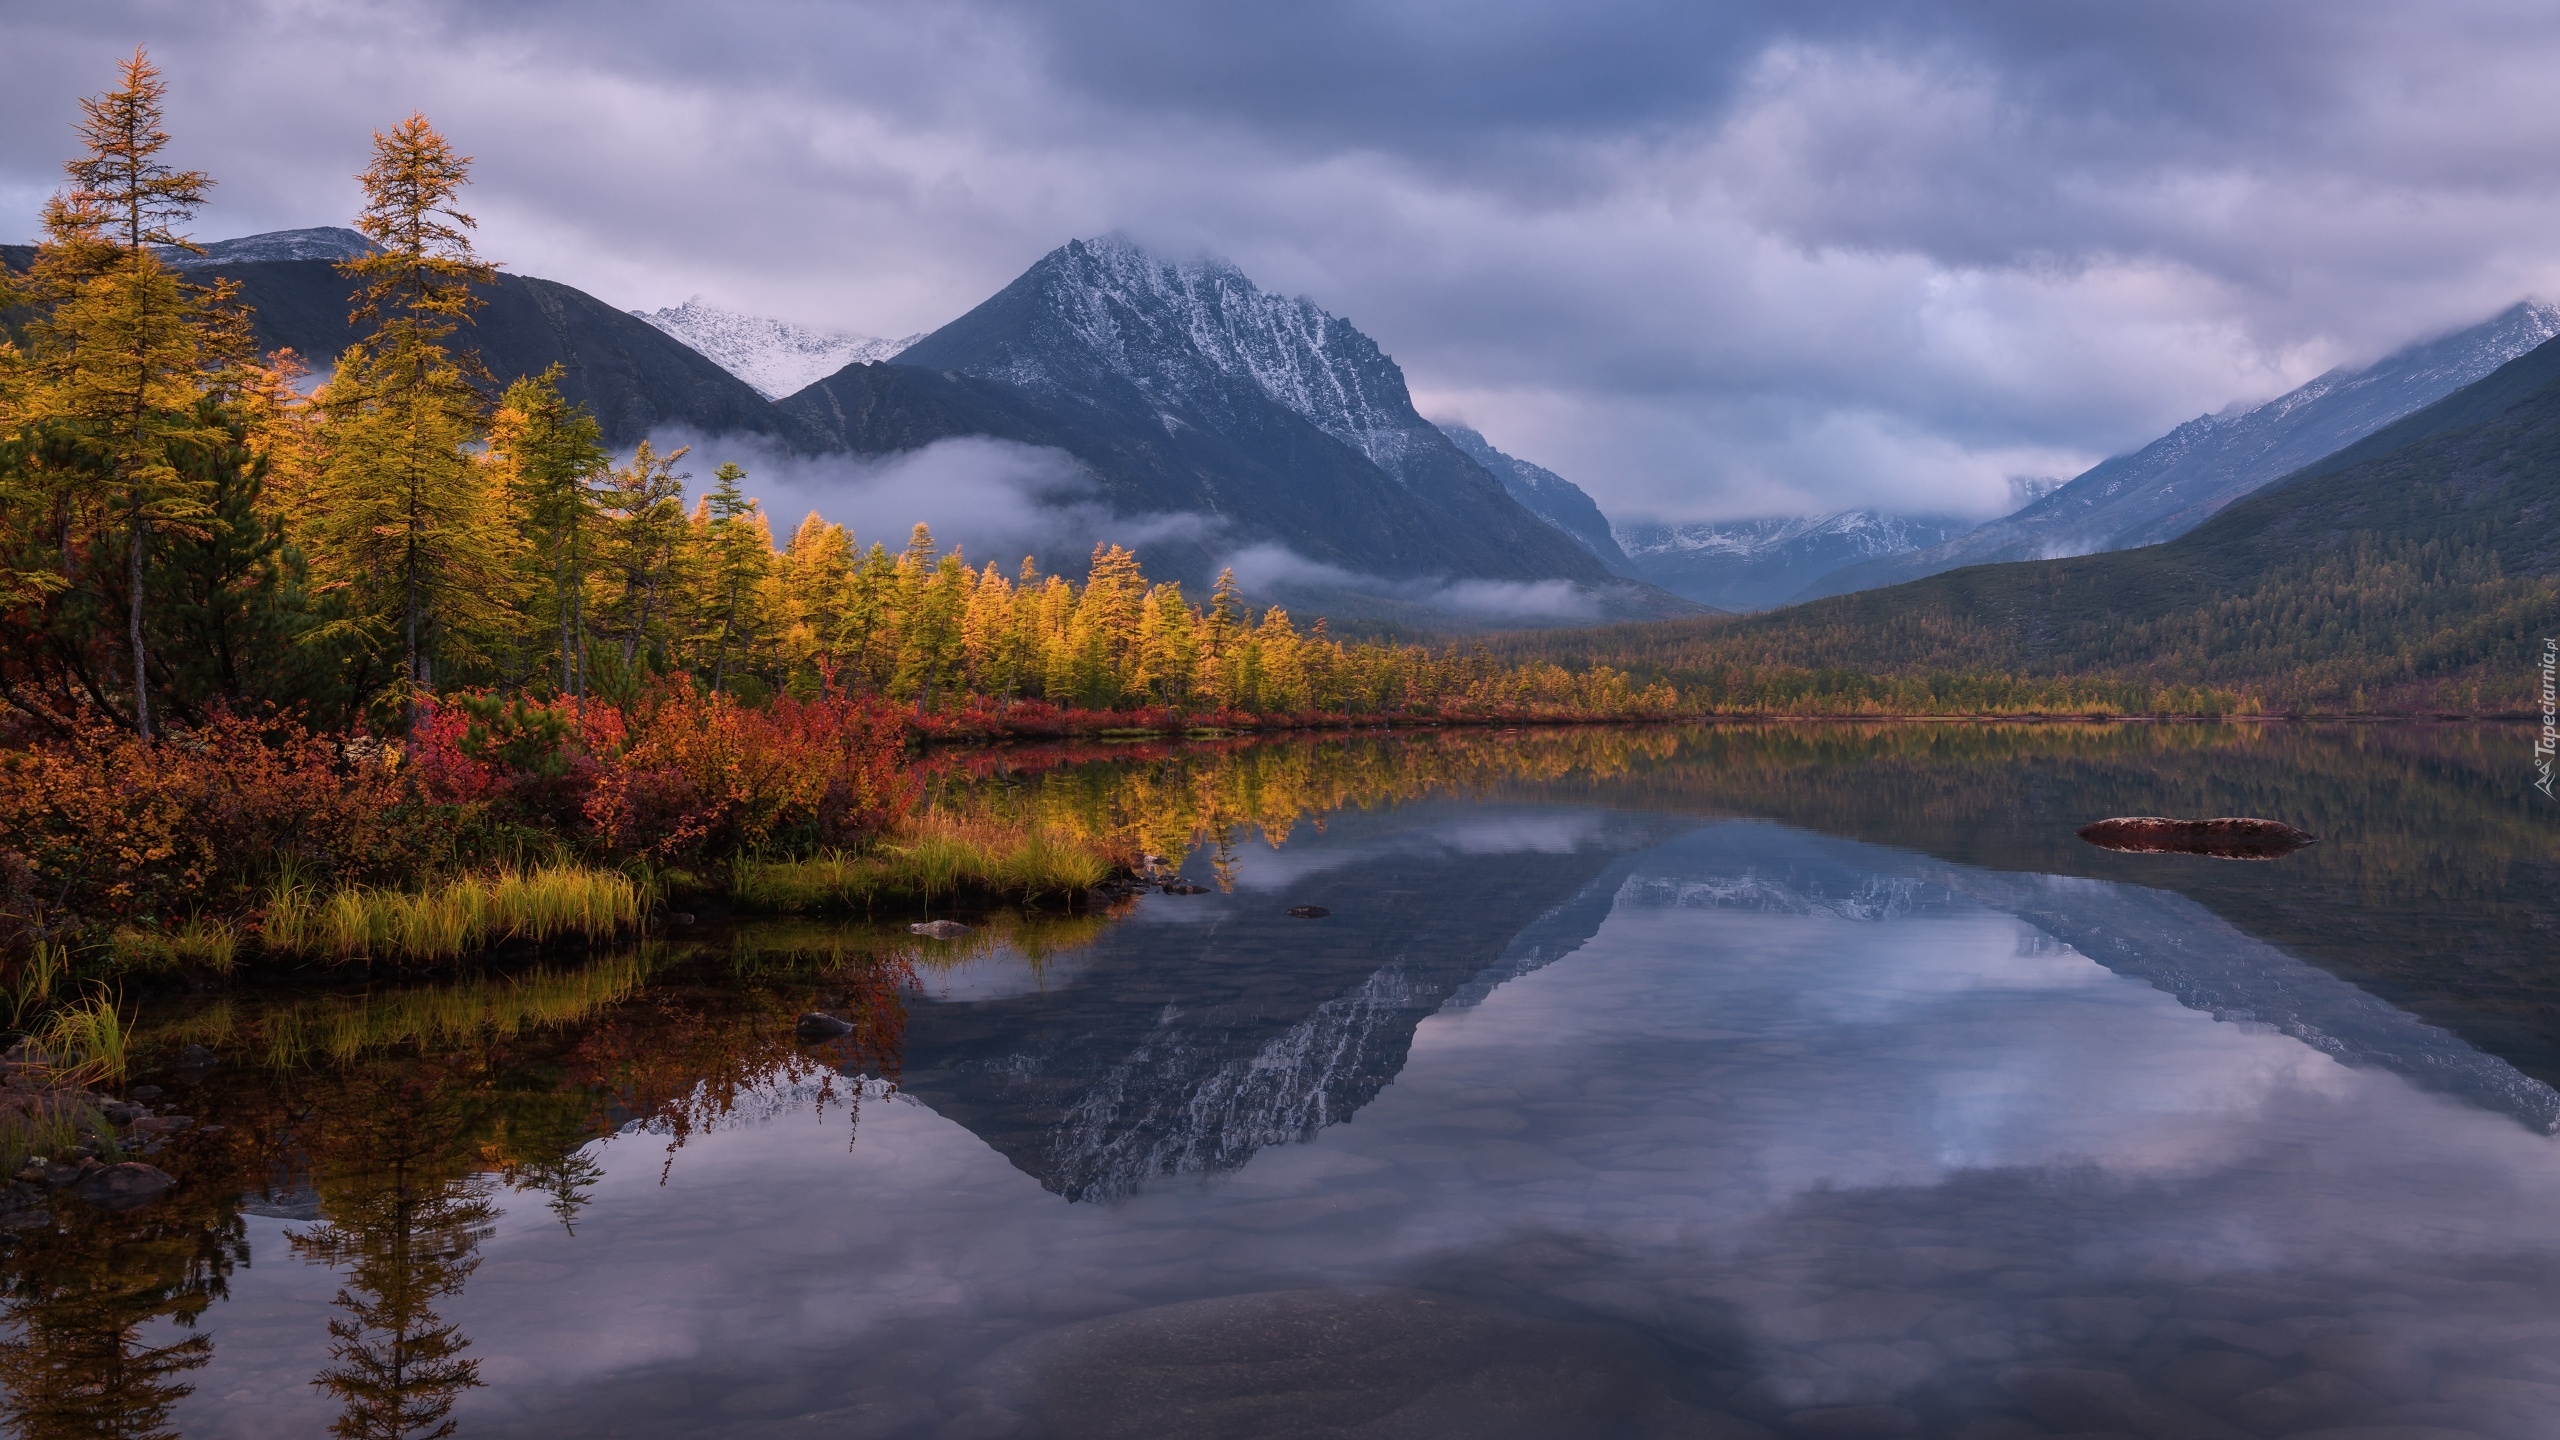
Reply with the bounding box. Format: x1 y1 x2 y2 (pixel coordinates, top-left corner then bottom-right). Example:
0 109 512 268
307 113 514 732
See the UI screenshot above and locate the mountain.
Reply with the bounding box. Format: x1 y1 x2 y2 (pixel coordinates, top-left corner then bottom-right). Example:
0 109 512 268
1500 332 2560 713
4 228 804 448
154 225 378 268
1615 511 1975 612
1801 300 2560 601
635 298 921 400
788 236 1695 620
1435 424 1642 577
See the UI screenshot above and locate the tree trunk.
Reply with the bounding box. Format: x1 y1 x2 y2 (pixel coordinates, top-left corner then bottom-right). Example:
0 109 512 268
128 501 153 740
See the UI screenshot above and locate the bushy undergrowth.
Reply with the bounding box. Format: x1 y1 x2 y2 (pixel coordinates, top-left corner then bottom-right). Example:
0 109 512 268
0 680 918 967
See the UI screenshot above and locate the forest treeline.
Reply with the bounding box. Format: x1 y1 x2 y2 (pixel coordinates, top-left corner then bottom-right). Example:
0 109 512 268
0 54 1670 743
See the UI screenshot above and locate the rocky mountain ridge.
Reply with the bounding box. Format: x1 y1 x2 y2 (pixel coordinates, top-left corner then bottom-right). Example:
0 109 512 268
1435 424 1640 577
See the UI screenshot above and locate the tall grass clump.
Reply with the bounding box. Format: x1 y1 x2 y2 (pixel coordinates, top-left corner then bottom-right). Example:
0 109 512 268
5 941 66 1030
258 864 644 964
732 815 1115 913
109 912 244 974
28 989 131 1087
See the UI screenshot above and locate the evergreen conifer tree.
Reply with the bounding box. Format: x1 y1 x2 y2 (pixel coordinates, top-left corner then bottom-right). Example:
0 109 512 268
27 49 224 739
307 114 509 730
488 367 607 701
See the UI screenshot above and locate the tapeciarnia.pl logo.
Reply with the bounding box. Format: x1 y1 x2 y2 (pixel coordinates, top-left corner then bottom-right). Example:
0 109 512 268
2538 636 2557 799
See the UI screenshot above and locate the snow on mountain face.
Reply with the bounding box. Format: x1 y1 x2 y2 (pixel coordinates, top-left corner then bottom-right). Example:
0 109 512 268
635 299 920 400
987 235 1444 483
156 226 379 268
1612 509 1976 612
1615 510 1968 562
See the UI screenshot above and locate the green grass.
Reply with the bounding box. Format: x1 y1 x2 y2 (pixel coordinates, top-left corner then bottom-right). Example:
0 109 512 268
19 988 132 1087
733 815 1114 913
4 941 66 1030
260 863 646 965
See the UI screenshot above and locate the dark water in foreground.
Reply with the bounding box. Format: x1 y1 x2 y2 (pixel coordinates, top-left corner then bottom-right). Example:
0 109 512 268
12 723 2560 1440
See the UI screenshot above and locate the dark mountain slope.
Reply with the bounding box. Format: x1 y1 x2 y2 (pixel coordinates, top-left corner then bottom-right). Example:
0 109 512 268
781 359 1433 583
1494 335 2560 712
1803 301 2560 600
886 237 1621 589
5 233 797 448
203 259 801 447
1435 424 1641 577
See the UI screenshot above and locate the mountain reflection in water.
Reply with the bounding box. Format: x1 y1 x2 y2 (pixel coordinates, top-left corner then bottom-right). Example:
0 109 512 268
3 722 2554 1440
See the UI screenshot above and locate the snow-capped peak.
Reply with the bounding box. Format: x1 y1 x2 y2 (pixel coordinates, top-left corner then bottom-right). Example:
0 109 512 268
1010 235 1440 482
635 298 920 400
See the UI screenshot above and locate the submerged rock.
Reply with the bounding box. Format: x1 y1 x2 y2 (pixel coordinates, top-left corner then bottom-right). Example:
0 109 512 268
73 1162 175 1211
1162 883 1208 895
2077 816 2317 859
794 1012 856 1043
910 920 973 939
1285 905 1331 919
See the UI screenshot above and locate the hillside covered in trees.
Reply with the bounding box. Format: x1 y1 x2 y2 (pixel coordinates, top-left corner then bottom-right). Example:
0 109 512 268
1494 331 2560 716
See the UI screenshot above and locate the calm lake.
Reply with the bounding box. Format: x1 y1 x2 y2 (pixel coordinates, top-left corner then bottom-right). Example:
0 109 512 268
15 723 2560 1440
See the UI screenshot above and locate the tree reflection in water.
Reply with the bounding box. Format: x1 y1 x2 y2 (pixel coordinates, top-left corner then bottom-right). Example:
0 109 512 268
0 1152 246 1440
286 1066 497 1440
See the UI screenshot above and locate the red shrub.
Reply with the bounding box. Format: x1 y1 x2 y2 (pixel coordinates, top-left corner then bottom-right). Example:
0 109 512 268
584 681 916 862
0 711 436 940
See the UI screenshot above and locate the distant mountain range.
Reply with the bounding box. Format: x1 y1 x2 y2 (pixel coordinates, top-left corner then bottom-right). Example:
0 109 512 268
1800 300 2560 600
633 299 920 400
1505 328 2560 712
1614 511 1976 612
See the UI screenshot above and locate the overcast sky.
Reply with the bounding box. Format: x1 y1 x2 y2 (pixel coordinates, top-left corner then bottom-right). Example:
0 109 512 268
8 0 2560 523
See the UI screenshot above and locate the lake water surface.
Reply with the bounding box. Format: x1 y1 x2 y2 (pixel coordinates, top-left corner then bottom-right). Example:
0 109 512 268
13 723 2560 1440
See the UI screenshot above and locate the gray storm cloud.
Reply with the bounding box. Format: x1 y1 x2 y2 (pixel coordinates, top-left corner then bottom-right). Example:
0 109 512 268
8 0 2560 523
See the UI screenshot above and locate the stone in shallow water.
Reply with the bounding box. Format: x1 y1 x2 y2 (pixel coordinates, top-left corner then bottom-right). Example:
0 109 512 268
793 1012 854 1042
2076 816 2316 859
72 1162 174 1211
964 1287 1674 1439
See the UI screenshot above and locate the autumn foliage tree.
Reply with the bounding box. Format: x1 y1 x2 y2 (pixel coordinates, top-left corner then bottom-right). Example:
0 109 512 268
306 113 509 732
